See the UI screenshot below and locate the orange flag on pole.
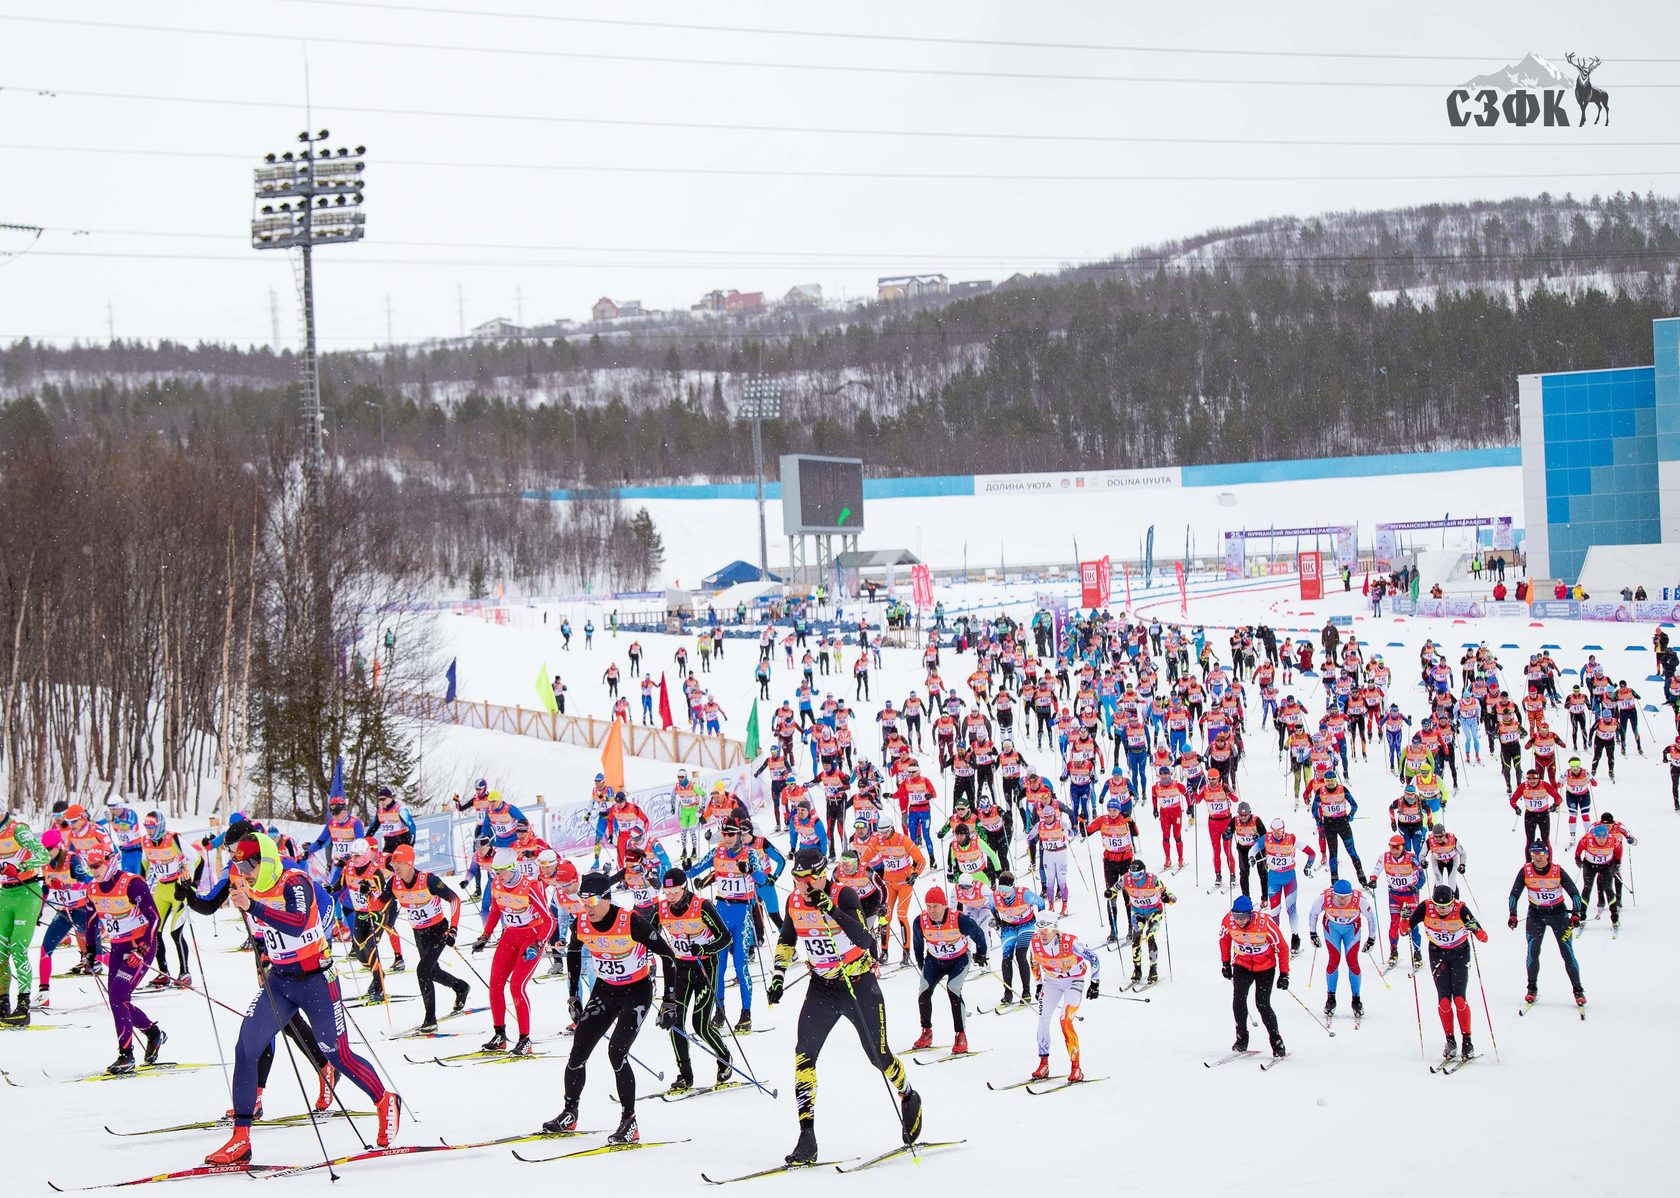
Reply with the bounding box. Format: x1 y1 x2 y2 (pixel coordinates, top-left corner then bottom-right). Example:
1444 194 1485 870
600 717 626 792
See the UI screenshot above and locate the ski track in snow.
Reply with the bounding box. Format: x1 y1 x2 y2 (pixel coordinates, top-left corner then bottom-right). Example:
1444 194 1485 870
11 569 1677 1194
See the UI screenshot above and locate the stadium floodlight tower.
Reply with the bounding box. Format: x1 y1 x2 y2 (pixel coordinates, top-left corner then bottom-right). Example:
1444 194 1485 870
251 131 366 723
739 374 783 582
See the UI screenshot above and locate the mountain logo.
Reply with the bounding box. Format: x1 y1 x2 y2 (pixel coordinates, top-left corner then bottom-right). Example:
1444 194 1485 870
1447 51 1609 128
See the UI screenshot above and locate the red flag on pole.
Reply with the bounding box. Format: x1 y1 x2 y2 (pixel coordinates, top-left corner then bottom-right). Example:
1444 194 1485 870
1123 561 1133 611
1361 572 1370 597
910 564 934 610
657 672 674 730
1174 561 1188 616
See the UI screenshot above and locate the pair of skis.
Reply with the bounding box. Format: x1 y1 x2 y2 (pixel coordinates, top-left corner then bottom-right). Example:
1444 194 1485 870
701 1139 967 1183
1202 1049 1287 1071
986 1075 1105 1095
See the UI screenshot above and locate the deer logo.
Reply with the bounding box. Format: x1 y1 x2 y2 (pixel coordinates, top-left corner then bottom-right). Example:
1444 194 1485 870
1565 53 1609 126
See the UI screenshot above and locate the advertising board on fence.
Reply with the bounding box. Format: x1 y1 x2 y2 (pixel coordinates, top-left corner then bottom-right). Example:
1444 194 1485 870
975 468 1180 495
1633 600 1680 623
1575 601 1634 622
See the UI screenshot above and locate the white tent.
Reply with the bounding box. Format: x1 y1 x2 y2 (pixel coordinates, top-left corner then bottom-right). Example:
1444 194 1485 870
710 579 783 610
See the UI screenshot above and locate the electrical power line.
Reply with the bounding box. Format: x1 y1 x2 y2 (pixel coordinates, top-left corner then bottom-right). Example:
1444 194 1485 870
14 84 1680 150
275 0 1680 65
8 15 1680 87
5 140 1676 185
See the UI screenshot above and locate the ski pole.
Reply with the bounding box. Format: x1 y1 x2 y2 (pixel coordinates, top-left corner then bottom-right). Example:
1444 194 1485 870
627 1050 665 1082
1163 913 1173 982
667 1024 778 1098
1282 980 1336 1036
1468 940 1501 1064
1306 935 1319 990
1361 941 1392 991
841 969 920 1159
451 943 492 989
187 920 233 1106
1408 954 1427 1059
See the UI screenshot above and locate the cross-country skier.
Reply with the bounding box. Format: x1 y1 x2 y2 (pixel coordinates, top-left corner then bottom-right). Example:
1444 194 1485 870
1409 884 1489 1063
768 849 922 1167
1307 878 1377 1021
910 886 987 1055
1027 910 1099 1081
1507 841 1586 1010
1219 894 1288 1058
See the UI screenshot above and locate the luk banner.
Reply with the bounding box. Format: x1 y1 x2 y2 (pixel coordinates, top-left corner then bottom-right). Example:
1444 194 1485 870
1079 559 1104 608
1298 551 1324 601
910 563 934 609
1174 560 1188 616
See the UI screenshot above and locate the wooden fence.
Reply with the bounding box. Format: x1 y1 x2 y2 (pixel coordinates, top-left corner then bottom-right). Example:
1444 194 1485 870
391 692 747 770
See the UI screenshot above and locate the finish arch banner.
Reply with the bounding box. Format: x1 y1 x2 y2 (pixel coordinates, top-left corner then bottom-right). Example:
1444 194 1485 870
1298 551 1323 601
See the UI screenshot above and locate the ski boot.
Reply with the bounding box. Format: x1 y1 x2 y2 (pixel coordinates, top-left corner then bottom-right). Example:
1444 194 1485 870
911 1027 935 1051
1214 874 1223 887
147 972 173 991
511 1035 534 1057
1290 933 1301 954
1460 1035 1475 1059
1147 964 1159 985
951 1032 970 1055
107 1047 137 1076
1232 1034 1249 1053
668 1071 695 1095
205 1127 252 1166
1030 1054 1051 1080
390 954 407 974
450 985 470 1017
315 1063 337 1111
607 1112 640 1146
898 1087 923 1145
363 977 386 1005
542 1105 580 1135
1411 947 1423 969
785 1128 820 1167
1387 947 1399 967
1351 996 1364 1019
734 1010 752 1033
34 988 50 1011
1000 986 1015 1006
1270 1034 1287 1059
1324 994 1336 1018
1442 1034 1458 1060
376 1092 402 1148
546 952 567 978
482 1027 509 1053
1067 1054 1084 1082
1525 987 1537 1006
716 1058 735 1086
142 1024 166 1065
1130 963 1143 986
1574 987 1587 1009
415 1017 438 1035
2 995 28 1026
174 973 193 990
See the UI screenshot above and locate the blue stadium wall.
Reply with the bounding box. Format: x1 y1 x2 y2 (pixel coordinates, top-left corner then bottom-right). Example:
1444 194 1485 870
524 447 1521 503
1519 318 1680 583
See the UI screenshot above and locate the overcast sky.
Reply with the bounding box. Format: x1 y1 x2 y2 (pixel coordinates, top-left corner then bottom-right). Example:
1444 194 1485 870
0 0 1675 349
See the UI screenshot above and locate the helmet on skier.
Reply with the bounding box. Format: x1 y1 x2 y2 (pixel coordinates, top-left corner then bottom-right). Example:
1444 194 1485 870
1389 834 1405 850
1431 884 1455 907
1034 910 1060 936
349 838 371 864
956 872 981 891
1237 801 1252 816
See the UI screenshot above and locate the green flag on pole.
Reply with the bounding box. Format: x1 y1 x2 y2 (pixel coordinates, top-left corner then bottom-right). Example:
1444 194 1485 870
744 698 761 760
536 662 558 714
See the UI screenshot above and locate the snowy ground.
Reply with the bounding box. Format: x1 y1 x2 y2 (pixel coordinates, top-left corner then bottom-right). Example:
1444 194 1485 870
8 573 1676 1195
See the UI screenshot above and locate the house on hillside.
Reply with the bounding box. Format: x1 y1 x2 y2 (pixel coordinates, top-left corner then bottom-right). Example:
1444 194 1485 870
472 317 529 340
996 272 1034 291
950 279 992 297
591 297 619 322
724 290 765 313
783 283 823 308
876 273 949 302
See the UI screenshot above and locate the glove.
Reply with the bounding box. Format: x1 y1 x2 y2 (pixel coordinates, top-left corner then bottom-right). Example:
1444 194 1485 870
471 938 487 954
1507 914 1518 930
975 956 989 969
656 999 681 1030
199 835 214 849
358 880 373 896
0 862 19 881
1473 928 1488 944
1309 932 1321 949
809 888 835 914
1221 962 1234 980
1302 862 1314 878
567 995 583 1023
1568 912 1582 928
766 975 785 1007
1035 983 1043 1002
1363 937 1376 953
1457 862 1466 874
1276 972 1290 991
1086 979 1099 999
522 944 539 962
123 951 145 970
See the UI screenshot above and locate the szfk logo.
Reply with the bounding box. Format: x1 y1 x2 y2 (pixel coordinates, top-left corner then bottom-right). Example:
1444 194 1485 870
1447 51 1609 127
